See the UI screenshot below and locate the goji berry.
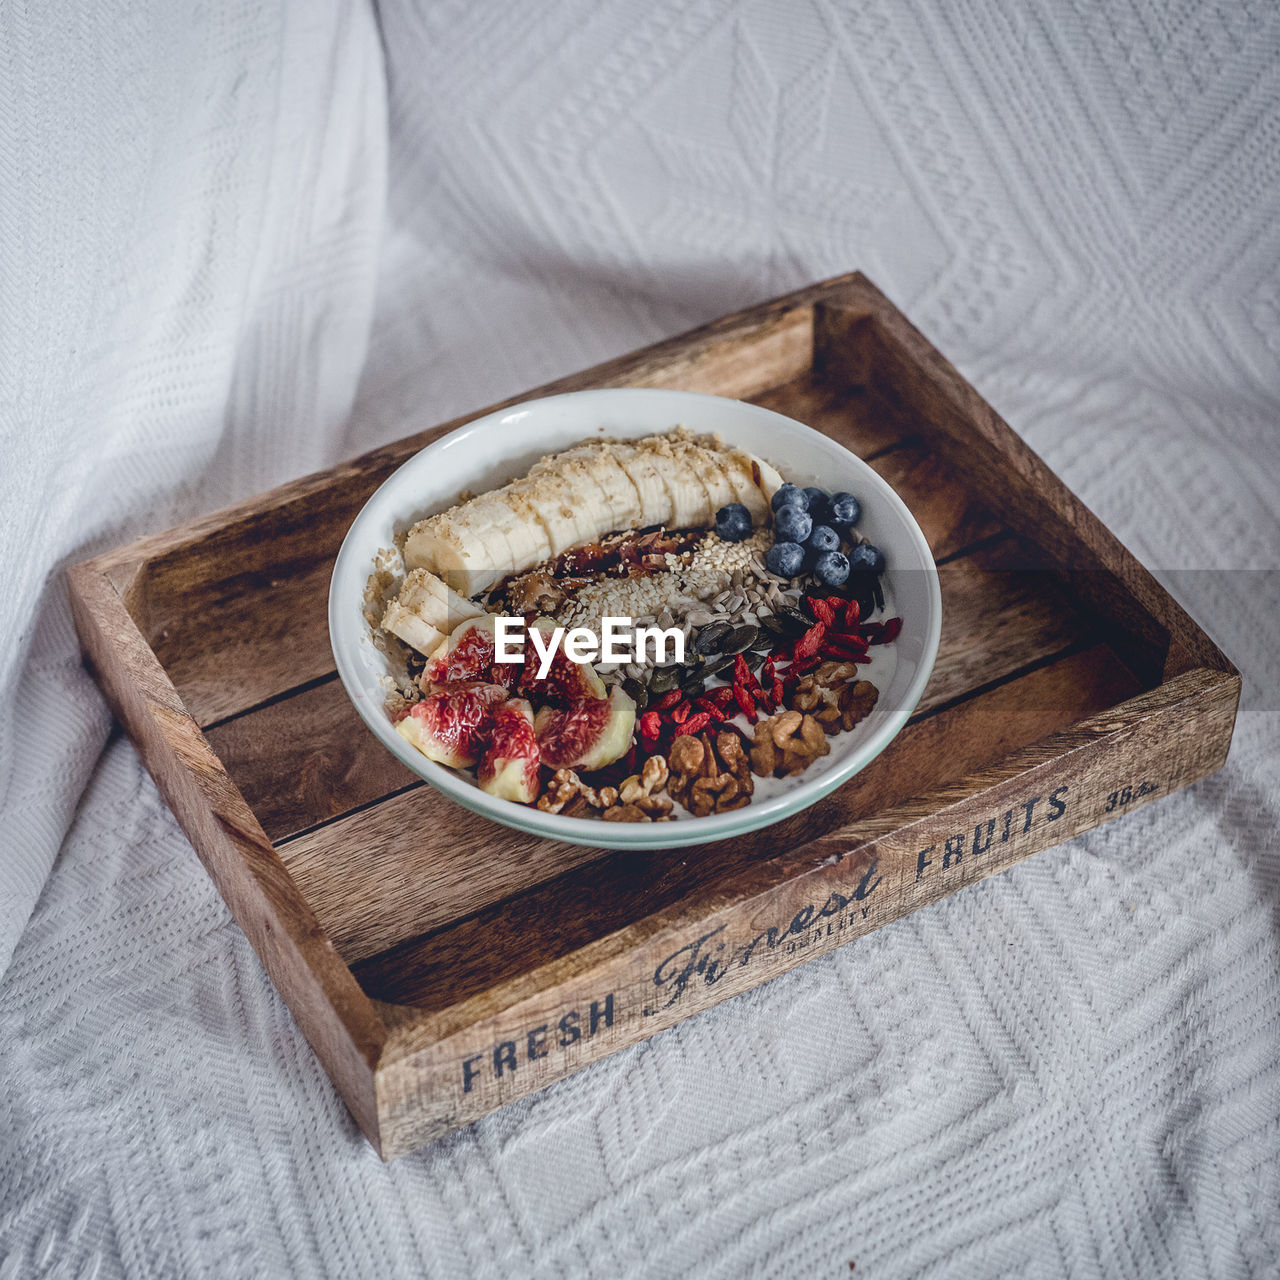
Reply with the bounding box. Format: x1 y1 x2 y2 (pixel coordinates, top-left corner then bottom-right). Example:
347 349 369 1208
704 685 737 708
807 595 836 626
794 621 826 660
652 688 683 711
875 616 903 644
824 633 869 655
670 699 691 724
843 598 861 628
675 711 713 737
733 653 751 687
640 711 661 738
734 683 757 721
792 653 822 674
771 676 785 705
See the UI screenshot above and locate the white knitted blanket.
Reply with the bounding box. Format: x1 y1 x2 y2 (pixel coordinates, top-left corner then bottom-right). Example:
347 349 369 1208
2 2 1278 1276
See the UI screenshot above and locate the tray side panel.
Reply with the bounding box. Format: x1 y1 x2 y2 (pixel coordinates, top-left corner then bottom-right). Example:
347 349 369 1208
813 280 1237 684
374 668 1238 1157
66 563 390 1151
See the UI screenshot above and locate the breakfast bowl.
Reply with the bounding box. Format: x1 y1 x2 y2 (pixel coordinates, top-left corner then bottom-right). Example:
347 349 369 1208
329 387 941 849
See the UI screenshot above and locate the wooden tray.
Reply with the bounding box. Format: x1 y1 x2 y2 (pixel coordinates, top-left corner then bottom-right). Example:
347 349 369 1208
68 273 1240 1160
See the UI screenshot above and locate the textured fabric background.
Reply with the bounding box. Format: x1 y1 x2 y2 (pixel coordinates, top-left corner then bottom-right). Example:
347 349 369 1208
2 1 1278 1277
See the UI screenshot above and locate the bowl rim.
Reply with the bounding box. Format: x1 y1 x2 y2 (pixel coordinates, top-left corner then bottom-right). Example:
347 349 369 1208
328 386 942 850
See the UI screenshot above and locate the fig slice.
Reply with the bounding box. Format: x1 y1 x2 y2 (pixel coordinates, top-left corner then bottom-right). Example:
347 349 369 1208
477 698 541 803
396 681 508 768
534 685 636 772
423 614 523 687
519 616 606 706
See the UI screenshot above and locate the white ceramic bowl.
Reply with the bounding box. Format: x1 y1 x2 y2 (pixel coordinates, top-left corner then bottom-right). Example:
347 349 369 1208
329 388 941 849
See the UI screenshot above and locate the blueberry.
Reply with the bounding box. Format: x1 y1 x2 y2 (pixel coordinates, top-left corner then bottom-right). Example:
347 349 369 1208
771 482 807 513
773 503 812 544
814 550 850 588
714 502 752 543
807 523 839 553
804 487 832 524
764 541 806 579
829 492 861 528
847 542 886 574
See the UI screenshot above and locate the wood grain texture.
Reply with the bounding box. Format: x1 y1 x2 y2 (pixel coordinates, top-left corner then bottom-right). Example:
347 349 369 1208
151 366 921 729
814 279 1239 684
371 667 1238 1157
67 272 1241 1161
351 640 1142 1008
65 562 389 1150
274 535 1092 962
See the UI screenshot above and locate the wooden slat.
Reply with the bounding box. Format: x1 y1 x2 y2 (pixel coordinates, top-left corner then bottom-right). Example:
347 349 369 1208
279 538 1095 963
159 369 924 728
351 640 1141 1008
370 667 1237 1157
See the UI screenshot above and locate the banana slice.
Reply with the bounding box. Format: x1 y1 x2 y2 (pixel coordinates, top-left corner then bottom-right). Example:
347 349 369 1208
404 495 524 595
613 443 674 529
572 446 646 532
669 437 738 515
553 450 643 536
510 471 596 558
634 435 714 528
385 567 484 648
488 489 556 575
381 601 445 655
717 446 781 520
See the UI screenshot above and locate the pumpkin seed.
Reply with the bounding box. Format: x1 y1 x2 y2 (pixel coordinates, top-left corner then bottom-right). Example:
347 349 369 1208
759 612 793 639
774 605 812 634
649 665 680 694
679 673 706 699
693 622 732 654
622 677 648 710
699 653 735 679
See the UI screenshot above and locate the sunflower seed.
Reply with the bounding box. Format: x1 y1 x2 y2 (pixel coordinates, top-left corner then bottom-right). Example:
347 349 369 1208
658 608 674 630
724 624 759 653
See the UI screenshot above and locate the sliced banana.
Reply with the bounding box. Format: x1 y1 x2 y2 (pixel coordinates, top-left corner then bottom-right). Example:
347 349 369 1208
404 516 497 597
612 442 674 529
636 435 714 528
389 566 484 639
400 430 780 592
511 470 597 558
488 489 555 575
717 446 780 520
572 445 646 532
381 600 445 656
